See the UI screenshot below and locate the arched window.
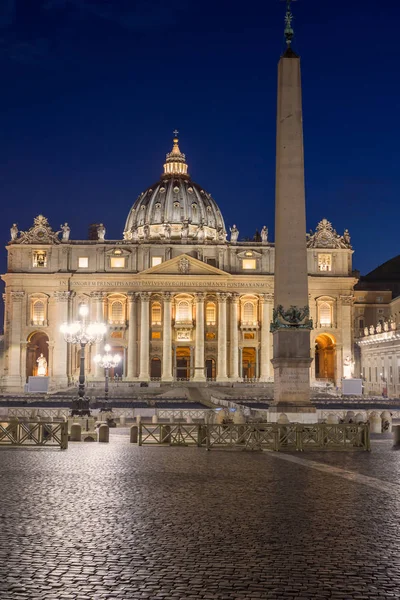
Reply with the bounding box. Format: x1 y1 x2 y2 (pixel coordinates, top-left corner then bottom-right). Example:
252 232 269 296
177 301 190 322
151 302 162 325
111 301 124 323
319 302 332 327
32 300 45 324
206 302 216 325
243 302 255 324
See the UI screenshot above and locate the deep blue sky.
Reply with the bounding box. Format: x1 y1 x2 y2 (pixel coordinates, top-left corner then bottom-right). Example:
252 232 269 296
0 0 398 281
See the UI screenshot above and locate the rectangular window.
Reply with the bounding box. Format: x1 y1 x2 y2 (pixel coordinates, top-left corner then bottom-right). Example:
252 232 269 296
33 251 47 268
151 256 162 267
369 366 371 382
78 257 89 268
151 332 161 339
242 259 256 270
110 257 125 268
318 254 332 272
244 333 255 340
375 367 378 382
206 258 217 267
390 365 393 383
362 367 365 380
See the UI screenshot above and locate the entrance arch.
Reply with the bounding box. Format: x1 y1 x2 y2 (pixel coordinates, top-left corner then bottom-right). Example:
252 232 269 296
315 333 336 381
242 347 256 379
26 331 49 378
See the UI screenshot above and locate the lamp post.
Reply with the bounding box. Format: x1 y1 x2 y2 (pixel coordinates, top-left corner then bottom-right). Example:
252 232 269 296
94 344 121 412
60 304 106 416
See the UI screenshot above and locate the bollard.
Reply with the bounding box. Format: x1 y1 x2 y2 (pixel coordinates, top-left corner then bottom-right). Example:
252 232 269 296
186 415 193 424
277 413 290 424
136 414 141 424
326 414 339 425
98 424 109 443
130 425 138 444
381 410 392 433
233 411 246 424
393 425 400 446
152 414 158 424
70 423 82 442
369 412 382 434
119 415 126 426
355 413 365 424
162 425 171 444
345 411 355 423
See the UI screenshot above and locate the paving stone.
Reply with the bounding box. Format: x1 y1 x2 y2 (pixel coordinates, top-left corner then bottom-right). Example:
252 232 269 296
1 434 400 598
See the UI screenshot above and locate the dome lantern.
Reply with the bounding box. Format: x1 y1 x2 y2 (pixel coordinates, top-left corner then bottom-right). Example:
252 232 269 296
163 131 189 176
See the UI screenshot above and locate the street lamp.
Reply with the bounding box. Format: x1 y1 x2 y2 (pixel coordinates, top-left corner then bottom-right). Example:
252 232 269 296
94 344 121 412
60 304 107 416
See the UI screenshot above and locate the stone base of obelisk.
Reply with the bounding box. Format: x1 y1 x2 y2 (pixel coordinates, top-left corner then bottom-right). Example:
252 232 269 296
271 328 313 404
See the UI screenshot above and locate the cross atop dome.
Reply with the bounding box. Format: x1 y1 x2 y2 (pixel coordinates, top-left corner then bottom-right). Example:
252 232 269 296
164 131 189 176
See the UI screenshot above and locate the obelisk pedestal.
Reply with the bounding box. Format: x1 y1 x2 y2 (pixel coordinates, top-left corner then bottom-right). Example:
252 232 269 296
270 10 315 418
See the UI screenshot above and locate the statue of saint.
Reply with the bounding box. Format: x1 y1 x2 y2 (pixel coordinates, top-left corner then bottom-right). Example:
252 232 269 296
36 353 47 376
97 223 106 241
217 227 226 242
261 225 268 244
181 220 189 240
131 226 139 242
197 223 205 243
164 223 171 240
60 222 70 241
10 223 18 241
343 355 354 379
230 224 239 244
343 229 351 246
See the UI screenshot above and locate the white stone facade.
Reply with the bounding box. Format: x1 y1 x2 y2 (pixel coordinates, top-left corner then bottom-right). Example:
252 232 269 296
0 148 356 392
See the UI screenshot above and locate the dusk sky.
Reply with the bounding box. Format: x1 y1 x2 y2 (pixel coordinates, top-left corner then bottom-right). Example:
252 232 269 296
0 0 398 284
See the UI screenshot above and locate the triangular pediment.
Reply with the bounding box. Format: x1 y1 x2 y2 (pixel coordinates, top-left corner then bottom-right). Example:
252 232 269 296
140 254 231 277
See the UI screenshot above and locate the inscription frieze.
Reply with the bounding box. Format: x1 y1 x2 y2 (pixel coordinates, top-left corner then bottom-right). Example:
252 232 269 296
71 280 272 289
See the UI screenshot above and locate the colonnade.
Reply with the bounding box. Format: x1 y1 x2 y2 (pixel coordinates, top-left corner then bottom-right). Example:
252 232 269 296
125 291 273 382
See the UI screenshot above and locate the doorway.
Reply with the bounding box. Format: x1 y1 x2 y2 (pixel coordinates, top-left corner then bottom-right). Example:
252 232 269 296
26 332 49 379
205 358 216 380
242 347 256 379
176 346 191 380
150 357 162 379
315 334 336 380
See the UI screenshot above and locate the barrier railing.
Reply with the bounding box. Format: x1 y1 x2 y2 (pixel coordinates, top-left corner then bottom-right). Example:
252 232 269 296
137 422 370 451
0 421 68 450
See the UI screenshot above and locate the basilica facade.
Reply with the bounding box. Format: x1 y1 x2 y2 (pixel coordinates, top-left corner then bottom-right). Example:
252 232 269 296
0 136 356 392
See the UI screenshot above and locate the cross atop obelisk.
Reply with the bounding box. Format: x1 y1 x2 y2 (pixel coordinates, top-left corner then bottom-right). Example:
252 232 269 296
271 0 314 412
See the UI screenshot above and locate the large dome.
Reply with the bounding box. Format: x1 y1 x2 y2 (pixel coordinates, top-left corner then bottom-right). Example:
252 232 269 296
123 135 226 243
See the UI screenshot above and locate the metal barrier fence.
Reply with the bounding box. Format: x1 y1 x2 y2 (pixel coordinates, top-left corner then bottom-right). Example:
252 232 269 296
0 421 68 450
137 422 370 451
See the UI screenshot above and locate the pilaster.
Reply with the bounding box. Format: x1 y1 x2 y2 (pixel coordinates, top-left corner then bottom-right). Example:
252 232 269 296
259 293 273 382
127 292 138 380
217 293 229 381
230 294 240 381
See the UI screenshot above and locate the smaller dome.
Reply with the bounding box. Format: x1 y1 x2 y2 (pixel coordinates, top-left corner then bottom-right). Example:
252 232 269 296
123 134 226 243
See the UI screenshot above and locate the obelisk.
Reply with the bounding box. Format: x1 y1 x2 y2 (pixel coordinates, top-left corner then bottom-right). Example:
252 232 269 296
271 0 313 410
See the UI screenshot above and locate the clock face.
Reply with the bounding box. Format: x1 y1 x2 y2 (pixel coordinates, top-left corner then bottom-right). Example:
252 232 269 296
37 230 45 238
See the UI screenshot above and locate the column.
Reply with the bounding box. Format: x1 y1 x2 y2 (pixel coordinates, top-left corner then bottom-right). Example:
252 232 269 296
193 292 206 381
138 292 150 381
340 295 354 384
52 291 70 387
127 292 138 379
6 291 25 389
259 293 273 382
217 293 229 381
230 294 240 381
162 293 173 381
91 292 106 379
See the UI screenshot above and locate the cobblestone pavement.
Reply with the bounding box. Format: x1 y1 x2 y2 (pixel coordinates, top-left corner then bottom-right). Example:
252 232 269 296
1 433 400 599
